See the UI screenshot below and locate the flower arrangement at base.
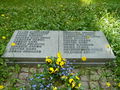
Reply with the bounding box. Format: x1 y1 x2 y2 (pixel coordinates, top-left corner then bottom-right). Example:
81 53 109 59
29 52 83 90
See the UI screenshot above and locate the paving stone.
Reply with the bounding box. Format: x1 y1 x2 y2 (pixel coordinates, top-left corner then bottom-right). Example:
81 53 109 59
100 82 107 89
21 67 29 72
97 69 104 75
5 81 11 87
81 75 89 81
105 69 112 73
81 81 89 90
15 83 25 87
100 77 107 83
90 81 100 89
73 69 80 73
90 74 101 81
36 68 44 73
99 81 116 90
79 67 90 76
90 70 98 75
19 73 29 80
11 72 18 78
30 67 36 73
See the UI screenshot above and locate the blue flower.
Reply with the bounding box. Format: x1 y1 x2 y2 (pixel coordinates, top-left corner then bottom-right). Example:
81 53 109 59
40 74 44 77
32 84 37 88
46 84 51 87
42 78 45 80
66 64 69 67
61 68 66 70
73 60 76 62
29 78 33 80
67 61 70 64
37 76 40 79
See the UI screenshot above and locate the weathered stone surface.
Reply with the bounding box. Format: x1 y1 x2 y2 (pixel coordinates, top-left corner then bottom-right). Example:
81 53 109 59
81 75 89 81
90 81 100 89
21 67 29 73
19 72 29 80
72 69 80 73
30 67 36 73
36 68 44 73
90 74 101 81
100 77 107 83
11 72 18 78
90 70 98 75
4 66 116 89
100 82 113 89
82 82 89 90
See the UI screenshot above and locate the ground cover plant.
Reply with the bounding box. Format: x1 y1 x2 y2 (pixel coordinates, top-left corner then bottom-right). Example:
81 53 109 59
29 52 82 90
0 0 120 89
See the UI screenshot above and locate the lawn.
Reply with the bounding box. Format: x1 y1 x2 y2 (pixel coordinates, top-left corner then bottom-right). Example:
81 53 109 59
0 0 120 89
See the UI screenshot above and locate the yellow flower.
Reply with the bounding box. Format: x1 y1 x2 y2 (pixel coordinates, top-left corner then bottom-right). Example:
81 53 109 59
46 58 52 64
46 56 50 58
106 44 110 48
53 87 57 90
61 75 68 79
78 83 81 87
60 61 65 67
57 57 62 62
56 58 62 65
0 85 4 89
118 83 120 87
69 79 74 84
56 61 60 65
75 76 80 80
75 83 81 88
70 73 75 75
106 82 111 87
57 52 62 58
1 14 5 17
11 43 16 46
81 56 87 61
72 82 76 88
2 36 6 39
62 58 66 61
54 68 59 73
49 67 55 74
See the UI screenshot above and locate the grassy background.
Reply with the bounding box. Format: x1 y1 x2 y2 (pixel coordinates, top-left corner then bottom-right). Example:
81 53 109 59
0 0 120 85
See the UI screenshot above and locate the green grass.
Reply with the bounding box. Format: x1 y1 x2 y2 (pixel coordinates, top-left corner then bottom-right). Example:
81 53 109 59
0 0 120 89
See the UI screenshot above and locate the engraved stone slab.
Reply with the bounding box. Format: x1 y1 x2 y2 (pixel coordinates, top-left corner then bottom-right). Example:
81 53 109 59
2 30 58 61
2 30 116 65
59 31 115 63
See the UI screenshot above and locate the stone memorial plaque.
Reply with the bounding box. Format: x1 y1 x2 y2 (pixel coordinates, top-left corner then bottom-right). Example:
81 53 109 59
59 31 115 64
2 30 59 63
2 30 115 65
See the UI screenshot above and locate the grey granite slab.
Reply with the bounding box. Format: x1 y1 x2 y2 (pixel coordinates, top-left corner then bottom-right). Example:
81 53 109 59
59 31 115 61
2 30 59 59
2 30 116 65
